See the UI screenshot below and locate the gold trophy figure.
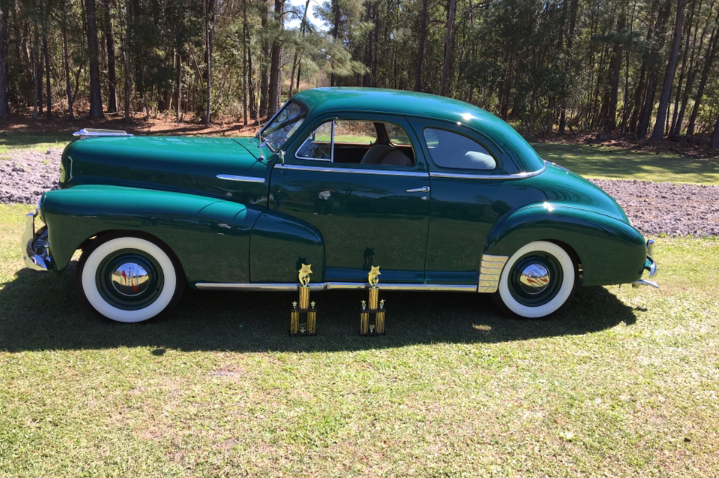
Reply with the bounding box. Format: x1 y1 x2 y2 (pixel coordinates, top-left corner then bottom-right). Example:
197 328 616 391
291 264 317 336
360 266 386 336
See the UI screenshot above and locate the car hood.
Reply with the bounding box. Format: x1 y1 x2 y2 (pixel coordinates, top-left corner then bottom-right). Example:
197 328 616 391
59 136 272 205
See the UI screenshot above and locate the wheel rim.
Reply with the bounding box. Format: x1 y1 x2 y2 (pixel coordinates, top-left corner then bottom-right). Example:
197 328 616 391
507 252 563 307
95 249 164 311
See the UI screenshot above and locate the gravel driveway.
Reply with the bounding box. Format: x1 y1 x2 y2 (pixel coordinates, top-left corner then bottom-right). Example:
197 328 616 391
2 147 718 237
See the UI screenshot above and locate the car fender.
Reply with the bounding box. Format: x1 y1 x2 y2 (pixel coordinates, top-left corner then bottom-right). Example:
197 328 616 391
42 185 263 285
484 202 647 286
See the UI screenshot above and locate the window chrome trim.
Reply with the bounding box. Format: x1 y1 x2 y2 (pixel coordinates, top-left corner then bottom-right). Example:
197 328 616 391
216 174 265 183
430 162 546 180
275 163 428 178
195 281 477 292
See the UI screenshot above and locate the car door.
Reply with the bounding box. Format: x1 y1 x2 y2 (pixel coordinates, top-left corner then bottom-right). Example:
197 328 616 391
269 115 431 283
410 119 514 285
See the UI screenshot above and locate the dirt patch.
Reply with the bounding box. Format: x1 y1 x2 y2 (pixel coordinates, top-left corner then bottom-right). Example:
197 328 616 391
2 147 717 236
0 112 261 137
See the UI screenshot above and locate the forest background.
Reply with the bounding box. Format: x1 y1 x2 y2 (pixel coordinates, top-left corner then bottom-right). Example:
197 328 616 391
0 0 718 147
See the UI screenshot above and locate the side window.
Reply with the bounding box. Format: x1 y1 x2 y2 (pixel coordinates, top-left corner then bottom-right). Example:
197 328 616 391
296 121 333 161
334 120 377 144
295 120 414 167
385 123 411 146
423 128 497 170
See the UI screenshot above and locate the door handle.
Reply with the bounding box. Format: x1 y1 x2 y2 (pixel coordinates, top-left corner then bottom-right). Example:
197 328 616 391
406 186 430 193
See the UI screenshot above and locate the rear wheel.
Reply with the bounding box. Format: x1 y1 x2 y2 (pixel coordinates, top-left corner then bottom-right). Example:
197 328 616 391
78 234 184 323
493 241 576 319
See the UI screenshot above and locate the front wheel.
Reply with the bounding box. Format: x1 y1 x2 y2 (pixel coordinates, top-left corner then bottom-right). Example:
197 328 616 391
493 241 576 319
78 234 184 323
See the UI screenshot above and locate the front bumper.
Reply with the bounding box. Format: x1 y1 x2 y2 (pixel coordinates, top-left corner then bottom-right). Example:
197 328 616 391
22 210 51 271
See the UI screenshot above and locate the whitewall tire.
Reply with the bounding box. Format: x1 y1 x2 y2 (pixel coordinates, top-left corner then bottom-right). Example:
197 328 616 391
494 241 576 319
78 234 184 323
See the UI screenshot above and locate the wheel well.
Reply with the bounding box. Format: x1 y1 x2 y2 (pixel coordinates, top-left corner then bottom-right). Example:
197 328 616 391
546 239 583 286
78 230 186 282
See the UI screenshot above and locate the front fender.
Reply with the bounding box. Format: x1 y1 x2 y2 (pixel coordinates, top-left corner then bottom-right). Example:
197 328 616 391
484 203 646 286
42 185 263 285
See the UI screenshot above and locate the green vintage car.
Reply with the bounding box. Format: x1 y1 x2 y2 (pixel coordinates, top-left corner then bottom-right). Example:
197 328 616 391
22 88 657 323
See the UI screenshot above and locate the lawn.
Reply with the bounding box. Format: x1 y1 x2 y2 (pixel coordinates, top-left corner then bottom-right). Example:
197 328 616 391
533 142 719 185
1 201 718 476
0 133 74 155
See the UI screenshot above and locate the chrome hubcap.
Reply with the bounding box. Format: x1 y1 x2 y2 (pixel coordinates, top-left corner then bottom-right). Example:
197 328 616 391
111 263 150 296
519 263 550 294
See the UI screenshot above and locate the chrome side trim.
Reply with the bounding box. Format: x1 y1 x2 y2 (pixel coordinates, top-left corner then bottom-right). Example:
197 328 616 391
216 174 265 183
274 163 428 178
195 281 477 292
22 211 50 271
478 254 509 293
430 162 546 180
73 128 133 138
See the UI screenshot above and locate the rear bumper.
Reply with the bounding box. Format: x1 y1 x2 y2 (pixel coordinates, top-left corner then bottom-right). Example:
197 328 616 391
634 239 658 288
22 210 51 271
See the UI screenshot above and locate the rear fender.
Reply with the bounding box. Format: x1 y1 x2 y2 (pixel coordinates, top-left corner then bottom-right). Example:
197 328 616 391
42 186 263 285
484 203 646 286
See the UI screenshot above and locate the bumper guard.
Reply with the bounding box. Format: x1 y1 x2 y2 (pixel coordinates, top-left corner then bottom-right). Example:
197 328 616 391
22 210 51 271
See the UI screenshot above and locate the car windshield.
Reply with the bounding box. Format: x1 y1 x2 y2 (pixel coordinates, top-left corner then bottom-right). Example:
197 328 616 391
260 101 307 152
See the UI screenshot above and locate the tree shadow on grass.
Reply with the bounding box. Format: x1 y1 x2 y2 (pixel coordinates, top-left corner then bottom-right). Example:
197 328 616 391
0 264 637 354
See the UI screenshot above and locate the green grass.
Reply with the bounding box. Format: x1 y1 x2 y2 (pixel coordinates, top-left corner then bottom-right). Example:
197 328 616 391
533 142 719 185
0 133 74 154
1 203 718 476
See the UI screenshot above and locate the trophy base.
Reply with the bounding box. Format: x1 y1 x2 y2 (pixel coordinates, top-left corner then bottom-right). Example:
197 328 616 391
290 307 317 337
359 307 386 336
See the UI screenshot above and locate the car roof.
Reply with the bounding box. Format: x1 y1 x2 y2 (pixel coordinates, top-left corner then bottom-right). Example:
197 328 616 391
291 88 544 173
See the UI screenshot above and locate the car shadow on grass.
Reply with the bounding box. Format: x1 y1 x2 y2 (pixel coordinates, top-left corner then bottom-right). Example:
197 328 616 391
0 265 637 353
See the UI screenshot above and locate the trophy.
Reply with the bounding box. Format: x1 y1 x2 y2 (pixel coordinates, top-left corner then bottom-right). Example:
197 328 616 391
360 266 386 336
290 264 317 336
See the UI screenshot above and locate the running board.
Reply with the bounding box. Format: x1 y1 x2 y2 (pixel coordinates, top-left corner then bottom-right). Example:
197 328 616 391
194 282 478 292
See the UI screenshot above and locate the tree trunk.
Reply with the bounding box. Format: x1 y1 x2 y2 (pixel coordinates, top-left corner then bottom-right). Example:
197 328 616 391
673 0 711 135
245 1 256 121
259 0 269 117
415 0 429 92
670 0 697 135
330 0 340 86
267 0 284 117
60 4 74 120
439 0 457 97
686 8 719 136
86 0 104 117
651 0 686 141
205 0 214 126
558 0 579 133
41 0 52 120
0 5 9 118
605 13 625 133
32 20 39 119
638 0 672 138
175 51 182 122
102 0 117 113
124 0 131 124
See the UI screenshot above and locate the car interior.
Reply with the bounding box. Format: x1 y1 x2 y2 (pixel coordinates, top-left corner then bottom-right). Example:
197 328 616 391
297 121 415 166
